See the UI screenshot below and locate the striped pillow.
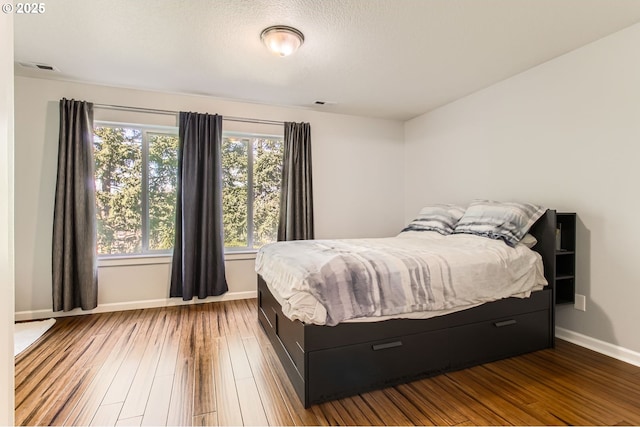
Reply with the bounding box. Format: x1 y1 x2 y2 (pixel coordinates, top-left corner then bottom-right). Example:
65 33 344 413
453 200 546 247
402 204 466 235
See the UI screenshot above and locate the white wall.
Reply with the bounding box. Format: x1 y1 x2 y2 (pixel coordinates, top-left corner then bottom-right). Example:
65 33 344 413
0 11 15 426
14 77 405 316
405 23 640 353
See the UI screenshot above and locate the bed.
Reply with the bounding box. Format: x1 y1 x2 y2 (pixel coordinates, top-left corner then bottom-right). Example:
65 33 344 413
256 204 557 408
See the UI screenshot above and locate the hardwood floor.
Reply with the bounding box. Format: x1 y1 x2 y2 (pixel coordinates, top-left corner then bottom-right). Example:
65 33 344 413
15 299 640 426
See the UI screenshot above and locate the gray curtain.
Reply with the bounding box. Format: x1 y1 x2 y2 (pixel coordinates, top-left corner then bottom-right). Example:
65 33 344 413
52 98 98 311
278 122 314 241
170 112 228 300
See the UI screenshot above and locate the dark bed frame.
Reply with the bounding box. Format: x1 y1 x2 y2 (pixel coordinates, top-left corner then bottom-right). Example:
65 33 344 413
258 209 557 408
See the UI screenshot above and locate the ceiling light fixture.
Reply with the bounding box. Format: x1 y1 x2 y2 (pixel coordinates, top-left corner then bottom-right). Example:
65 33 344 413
260 25 304 57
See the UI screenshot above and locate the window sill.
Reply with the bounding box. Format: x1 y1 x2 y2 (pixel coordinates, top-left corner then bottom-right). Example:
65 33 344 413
97 251 257 268
225 251 258 261
98 254 171 268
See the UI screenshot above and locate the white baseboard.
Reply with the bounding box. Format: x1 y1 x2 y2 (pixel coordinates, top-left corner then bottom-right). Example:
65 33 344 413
556 326 640 367
14 291 257 322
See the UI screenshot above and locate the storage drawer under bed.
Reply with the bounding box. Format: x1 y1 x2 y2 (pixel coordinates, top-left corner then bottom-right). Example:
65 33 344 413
306 308 550 404
448 309 550 368
258 281 305 375
307 327 451 403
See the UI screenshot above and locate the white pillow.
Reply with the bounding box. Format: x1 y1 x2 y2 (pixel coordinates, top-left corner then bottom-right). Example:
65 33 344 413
402 204 466 235
453 200 545 247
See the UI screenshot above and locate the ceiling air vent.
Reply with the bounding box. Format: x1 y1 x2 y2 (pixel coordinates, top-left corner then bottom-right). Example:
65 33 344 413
18 62 60 72
314 100 337 106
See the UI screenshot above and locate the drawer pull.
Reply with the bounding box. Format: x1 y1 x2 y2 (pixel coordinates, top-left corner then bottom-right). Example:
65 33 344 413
494 319 517 328
372 341 403 351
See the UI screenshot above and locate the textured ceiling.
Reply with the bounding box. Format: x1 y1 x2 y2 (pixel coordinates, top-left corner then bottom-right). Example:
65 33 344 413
14 0 640 120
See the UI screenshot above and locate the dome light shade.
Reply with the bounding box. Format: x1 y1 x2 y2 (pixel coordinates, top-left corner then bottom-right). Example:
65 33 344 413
260 25 304 57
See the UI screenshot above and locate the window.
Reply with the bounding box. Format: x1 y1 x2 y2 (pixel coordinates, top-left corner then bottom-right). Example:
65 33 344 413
222 133 284 251
94 123 179 256
93 122 283 256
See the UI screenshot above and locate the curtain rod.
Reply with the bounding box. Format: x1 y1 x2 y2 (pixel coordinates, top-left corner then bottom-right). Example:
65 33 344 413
93 103 285 126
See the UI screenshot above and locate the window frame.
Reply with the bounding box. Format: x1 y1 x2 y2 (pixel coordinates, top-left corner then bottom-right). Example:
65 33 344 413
222 131 284 253
93 123 284 259
94 121 179 258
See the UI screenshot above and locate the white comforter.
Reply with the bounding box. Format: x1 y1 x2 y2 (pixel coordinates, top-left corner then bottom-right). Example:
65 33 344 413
255 231 547 326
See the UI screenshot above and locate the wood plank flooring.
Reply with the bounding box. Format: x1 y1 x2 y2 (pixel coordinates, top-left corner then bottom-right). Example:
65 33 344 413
15 299 640 426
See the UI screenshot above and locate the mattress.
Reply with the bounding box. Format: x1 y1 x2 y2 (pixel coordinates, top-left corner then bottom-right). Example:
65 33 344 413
255 230 547 326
